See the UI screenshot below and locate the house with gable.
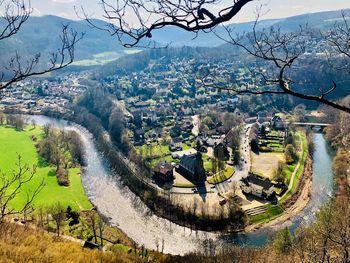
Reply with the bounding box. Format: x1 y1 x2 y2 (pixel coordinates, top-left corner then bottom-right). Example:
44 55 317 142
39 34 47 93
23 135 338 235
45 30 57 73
176 152 206 183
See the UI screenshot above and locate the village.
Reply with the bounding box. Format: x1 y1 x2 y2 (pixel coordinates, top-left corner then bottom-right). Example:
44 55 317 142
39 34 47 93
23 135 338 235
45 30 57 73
128 100 299 220
96 55 309 221
0 54 311 223
0 73 90 114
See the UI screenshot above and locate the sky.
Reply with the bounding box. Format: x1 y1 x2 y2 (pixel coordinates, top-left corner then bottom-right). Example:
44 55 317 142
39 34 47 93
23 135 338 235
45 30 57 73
30 0 350 23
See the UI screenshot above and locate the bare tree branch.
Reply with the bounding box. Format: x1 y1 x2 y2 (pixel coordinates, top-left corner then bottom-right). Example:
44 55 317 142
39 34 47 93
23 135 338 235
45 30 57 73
87 1 350 113
0 0 83 91
81 0 253 47
0 0 31 41
0 25 84 91
0 154 45 222
324 11 350 73
210 9 350 113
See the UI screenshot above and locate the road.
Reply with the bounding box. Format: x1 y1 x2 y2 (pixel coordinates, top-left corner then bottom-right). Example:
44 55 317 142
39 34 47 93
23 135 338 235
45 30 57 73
170 123 253 195
214 124 253 194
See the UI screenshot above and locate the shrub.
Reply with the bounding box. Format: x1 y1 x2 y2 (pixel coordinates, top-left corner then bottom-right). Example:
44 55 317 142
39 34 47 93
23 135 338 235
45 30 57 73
56 168 70 186
285 144 297 164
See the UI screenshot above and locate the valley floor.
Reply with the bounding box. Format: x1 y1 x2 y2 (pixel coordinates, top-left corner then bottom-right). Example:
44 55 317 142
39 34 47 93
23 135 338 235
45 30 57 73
0 125 92 210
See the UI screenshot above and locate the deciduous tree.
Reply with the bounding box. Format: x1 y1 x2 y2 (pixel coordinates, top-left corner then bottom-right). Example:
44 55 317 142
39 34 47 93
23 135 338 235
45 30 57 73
49 202 65 236
0 0 82 91
285 144 297 164
0 155 44 222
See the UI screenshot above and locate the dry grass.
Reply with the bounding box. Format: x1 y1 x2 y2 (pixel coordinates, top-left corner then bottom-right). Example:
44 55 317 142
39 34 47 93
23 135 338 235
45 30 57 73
251 152 285 179
0 222 160 263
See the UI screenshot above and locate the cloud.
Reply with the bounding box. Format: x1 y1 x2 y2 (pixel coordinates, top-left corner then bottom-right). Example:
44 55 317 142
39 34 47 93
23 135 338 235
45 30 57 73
51 0 75 3
292 5 307 12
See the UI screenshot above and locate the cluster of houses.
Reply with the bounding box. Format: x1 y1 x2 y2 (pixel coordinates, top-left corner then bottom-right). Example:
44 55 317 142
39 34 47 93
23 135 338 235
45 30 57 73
0 74 89 114
116 58 249 187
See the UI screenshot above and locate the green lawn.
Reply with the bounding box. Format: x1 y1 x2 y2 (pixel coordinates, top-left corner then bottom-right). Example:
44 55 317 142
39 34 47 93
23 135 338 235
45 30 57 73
284 163 297 186
284 131 308 191
137 142 171 158
249 205 285 225
72 51 123 66
0 125 92 211
207 167 234 184
291 131 308 191
278 131 308 204
149 155 176 169
173 182 195 188
137 140 197 169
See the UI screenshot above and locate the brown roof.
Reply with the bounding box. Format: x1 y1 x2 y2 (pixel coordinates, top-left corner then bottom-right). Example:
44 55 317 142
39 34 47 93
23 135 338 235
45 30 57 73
154 162 173 175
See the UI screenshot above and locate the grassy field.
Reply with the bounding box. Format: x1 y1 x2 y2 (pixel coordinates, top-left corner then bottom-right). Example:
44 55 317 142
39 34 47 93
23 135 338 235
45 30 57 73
72 50 143 66
251 152 285 179
123 49 142 55
0 125 92 211
137 142 171 158
207 167 235 184
278 131 308 204
291 131 308 191
249 205 285 225
72 51 123 66
137 140 196 169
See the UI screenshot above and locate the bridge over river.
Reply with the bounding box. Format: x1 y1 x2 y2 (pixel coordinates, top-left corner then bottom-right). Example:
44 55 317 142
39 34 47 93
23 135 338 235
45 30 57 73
245 117 331 129
286 122 331 130
288 122 331 127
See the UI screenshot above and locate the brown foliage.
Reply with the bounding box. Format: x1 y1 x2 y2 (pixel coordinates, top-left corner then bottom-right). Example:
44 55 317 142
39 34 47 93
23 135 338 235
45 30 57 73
0 222 142 263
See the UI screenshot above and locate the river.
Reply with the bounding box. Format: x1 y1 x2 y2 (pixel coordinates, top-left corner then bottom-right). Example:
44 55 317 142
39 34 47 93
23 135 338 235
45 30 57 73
24 115 216 255
23 115 335 254
229 132 335 246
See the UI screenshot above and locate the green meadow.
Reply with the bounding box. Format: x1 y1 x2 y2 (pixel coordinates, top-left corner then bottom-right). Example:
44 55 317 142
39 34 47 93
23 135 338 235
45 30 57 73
72 50 142 66
0 125 92 211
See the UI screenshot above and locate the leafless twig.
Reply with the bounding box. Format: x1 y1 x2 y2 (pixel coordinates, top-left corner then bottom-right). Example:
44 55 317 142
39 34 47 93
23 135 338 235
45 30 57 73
0 0 83 91
81 0 253 47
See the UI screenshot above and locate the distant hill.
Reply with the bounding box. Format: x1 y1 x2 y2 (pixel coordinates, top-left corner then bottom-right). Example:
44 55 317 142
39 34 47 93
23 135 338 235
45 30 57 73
0 15 142 72
1 9 349 74
150 9 350 47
